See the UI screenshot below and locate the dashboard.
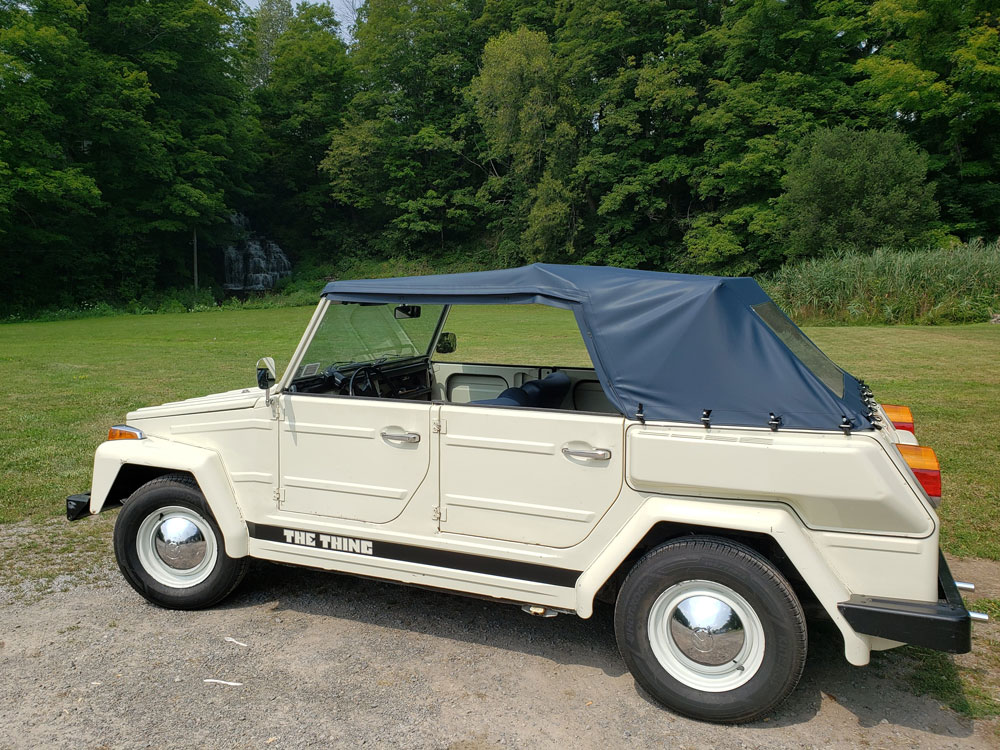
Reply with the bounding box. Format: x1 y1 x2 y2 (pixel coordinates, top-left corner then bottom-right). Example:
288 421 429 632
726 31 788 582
286 357 433 401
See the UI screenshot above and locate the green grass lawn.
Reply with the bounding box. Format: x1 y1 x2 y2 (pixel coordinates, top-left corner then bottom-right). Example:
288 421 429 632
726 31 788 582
0 306 316 524
809 326 1000 560
1 305 998 561
1 305 998 719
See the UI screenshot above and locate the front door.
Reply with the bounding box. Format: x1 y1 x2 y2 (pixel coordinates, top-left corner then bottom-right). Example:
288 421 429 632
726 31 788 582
438 404 625 547
278 394 433 524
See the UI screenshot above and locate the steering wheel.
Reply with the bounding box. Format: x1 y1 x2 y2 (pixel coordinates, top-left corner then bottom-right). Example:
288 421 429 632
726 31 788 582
348 365 381 397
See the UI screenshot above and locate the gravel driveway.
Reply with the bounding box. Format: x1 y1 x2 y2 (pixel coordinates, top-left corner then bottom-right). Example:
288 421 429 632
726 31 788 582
1 538 997 749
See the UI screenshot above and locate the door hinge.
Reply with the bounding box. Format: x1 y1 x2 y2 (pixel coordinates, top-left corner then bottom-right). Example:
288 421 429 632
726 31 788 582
432 506 447 522
432 419 446 434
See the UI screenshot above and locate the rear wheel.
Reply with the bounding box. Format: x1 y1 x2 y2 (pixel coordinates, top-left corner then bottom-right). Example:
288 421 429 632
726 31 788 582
113 474 249 610
614 536 807 723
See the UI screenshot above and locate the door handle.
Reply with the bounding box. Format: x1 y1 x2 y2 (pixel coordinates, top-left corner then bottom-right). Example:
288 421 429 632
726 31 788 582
381 431 421 444
562 447 611 460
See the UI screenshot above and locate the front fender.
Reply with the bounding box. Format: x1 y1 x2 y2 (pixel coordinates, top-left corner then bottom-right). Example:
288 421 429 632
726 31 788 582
575 496 873 666
91 436 249 557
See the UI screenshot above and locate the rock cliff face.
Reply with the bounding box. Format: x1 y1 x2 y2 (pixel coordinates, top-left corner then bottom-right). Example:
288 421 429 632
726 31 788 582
223 215 292 292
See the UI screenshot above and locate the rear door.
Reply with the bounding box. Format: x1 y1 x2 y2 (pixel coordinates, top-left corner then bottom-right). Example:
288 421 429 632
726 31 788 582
437 404 625 547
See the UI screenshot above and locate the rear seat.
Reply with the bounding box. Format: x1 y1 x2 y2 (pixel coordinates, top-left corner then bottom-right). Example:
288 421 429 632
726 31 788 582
470 371 571 409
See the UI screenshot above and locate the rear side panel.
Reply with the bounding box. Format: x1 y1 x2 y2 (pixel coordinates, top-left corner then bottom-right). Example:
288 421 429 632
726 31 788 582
626 424 935 536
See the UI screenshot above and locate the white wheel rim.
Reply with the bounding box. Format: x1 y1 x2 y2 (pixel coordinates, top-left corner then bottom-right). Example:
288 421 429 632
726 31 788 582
136 506 218 589
647 580 765 692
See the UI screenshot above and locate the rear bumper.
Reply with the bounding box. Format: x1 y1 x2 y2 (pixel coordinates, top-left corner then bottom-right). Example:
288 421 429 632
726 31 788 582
838 552 972 654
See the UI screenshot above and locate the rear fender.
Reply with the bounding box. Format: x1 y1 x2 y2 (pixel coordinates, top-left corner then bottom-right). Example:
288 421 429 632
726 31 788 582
576 496 872 666
91 436 249 557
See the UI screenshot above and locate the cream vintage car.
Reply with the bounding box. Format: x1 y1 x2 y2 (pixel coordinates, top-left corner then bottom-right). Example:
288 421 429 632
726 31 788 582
67 264 985 723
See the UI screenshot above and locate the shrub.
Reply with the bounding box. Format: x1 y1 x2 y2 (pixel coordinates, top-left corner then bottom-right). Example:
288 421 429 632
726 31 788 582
777 127 943 260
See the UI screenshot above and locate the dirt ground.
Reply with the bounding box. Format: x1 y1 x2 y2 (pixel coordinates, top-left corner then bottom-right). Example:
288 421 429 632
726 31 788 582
1 524 998 749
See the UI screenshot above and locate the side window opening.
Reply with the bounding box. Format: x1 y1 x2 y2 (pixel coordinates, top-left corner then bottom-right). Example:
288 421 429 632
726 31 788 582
432 305 619 414
434 304 593 368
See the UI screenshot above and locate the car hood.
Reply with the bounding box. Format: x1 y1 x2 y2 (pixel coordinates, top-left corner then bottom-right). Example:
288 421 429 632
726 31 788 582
126 387 263 421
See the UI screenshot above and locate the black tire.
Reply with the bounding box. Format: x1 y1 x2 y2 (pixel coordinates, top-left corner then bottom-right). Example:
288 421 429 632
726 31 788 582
614 536 807 723
113 474 249 610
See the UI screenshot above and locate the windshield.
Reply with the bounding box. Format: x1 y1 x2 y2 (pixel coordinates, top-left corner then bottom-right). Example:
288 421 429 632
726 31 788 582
293 303 445 379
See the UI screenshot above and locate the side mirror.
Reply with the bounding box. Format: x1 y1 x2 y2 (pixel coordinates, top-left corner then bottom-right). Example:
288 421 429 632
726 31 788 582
435 332 457 354
394 304 421 319
256 356 276 390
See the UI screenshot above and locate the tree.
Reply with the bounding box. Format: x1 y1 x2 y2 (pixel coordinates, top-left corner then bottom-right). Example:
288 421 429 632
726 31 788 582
250 2 353 259
0 0 156 309
0 0 257 312
857 0 1000 237
247 0 294 89
466 28 577 262
777 126 941 258
321 0 487 258
676 0 878 274
82 0 257 289
6 0 1000 316
554 0 722 269
466 0 723 268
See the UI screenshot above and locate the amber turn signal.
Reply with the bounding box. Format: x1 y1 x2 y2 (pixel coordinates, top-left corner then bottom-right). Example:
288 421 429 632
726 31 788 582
882 404 914 433
896 443 941 500
107 425 144 441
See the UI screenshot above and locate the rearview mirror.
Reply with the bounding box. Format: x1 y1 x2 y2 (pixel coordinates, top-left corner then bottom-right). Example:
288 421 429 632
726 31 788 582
394 304 421 319
256 356 276 390
435 332 457 354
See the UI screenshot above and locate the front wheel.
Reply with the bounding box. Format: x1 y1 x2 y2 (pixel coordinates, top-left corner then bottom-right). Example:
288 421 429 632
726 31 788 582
614 536 807 723
113 474 249 610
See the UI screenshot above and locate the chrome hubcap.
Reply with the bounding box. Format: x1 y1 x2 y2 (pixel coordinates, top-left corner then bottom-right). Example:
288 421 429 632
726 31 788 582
669 595 745 666
136 506 218 588
648 580 765 692
154 517 207 570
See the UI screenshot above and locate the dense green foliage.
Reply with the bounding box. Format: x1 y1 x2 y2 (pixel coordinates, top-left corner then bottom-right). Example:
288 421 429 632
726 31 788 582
778 127 942 258
251 0 352 253
2 0 999 315
0 0 253 310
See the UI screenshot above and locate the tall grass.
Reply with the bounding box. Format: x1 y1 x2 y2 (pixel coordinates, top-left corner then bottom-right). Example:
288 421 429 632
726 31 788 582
761 239 1000 325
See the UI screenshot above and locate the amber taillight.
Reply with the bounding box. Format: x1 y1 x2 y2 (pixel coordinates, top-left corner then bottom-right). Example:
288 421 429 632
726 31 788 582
883 404 915 433
896 444 941 500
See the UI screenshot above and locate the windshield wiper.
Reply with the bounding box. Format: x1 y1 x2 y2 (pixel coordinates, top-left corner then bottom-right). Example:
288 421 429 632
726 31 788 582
329 356 391 370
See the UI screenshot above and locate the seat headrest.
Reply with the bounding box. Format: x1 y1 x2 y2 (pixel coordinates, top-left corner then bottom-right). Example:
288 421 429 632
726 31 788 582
469 386 529 407
522 371 571 409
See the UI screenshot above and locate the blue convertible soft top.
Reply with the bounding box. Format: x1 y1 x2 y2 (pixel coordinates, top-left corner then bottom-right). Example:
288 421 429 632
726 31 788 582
322 264 871 431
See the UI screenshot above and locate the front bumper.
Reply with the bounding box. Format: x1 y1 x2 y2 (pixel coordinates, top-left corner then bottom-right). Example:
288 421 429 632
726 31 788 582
838 552 976 654
67 490 121 521
66 492 92 521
